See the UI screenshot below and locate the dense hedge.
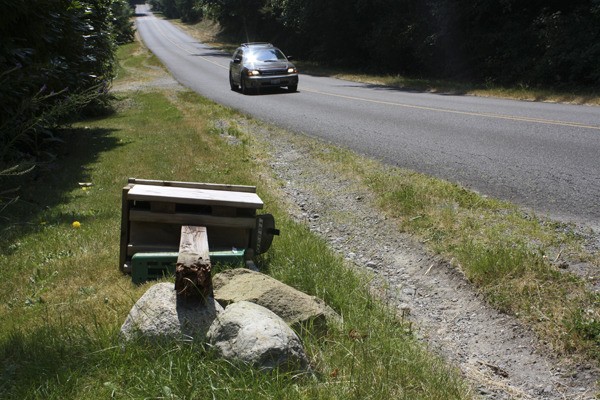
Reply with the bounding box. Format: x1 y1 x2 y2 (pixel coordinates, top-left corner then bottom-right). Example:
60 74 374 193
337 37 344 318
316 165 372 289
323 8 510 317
150 0 600 87
0 0 135 167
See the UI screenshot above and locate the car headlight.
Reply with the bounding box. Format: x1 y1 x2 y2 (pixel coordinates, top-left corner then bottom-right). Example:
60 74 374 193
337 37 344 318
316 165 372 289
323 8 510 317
287 67 297 73
247 70 260 76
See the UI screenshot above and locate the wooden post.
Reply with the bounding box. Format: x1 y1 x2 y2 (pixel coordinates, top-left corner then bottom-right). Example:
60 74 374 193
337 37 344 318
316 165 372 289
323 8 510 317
175 226 213 302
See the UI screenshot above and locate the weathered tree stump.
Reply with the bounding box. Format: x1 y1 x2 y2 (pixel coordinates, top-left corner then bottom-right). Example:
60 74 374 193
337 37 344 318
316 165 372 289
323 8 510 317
175 225 213 302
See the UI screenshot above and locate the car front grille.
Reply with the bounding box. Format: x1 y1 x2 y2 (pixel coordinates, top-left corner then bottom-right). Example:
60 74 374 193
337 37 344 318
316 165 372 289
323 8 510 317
260 69 287 76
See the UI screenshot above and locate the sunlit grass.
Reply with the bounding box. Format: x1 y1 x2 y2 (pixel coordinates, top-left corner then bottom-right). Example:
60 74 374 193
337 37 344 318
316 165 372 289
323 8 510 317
131 16 600 360
0 39 472 399
302 143 600 360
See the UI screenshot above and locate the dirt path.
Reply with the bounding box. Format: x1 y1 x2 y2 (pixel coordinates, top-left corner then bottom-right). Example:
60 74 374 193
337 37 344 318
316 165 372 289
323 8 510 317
250 123 599 399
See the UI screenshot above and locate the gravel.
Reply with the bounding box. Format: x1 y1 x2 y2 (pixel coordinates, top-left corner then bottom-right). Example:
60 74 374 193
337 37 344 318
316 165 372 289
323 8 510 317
118 69 599 398
249 123 600 399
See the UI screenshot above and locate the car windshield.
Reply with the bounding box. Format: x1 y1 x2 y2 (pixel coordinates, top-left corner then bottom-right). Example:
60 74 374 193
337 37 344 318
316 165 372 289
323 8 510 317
246 48 287 63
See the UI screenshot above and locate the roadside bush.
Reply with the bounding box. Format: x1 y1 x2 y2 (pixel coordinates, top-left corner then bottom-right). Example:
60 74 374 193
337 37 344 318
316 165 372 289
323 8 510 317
113 0 136 44
0 0 133 216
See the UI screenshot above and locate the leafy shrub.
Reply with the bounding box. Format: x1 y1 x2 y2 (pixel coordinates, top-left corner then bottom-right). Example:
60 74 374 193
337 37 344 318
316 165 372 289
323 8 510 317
0 0 133 215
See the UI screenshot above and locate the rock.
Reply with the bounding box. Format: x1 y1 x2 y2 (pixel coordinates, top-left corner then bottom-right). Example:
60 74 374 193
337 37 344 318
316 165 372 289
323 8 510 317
207 301 309 372
120 283 223 342
213 268 340 333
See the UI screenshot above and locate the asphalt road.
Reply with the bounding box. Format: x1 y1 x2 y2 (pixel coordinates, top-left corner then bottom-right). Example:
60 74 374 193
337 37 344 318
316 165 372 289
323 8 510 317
135 5 600 230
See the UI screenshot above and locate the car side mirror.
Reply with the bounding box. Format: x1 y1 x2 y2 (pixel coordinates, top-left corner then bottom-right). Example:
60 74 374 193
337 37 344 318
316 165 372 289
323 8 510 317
286 55 294 61
233 57 242 64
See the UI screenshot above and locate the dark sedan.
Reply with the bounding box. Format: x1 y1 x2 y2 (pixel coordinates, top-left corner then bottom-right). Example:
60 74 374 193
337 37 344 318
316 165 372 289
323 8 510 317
229 43 298 94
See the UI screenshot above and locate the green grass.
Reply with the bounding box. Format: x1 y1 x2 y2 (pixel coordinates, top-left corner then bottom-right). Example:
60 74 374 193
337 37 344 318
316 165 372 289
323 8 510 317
176 15 600 360
154 11 600 372
298 143 600 360
0 41 472 399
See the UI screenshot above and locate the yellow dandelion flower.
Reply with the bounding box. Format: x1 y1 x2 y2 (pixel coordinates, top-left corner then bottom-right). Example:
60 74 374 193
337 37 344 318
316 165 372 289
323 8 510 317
72 221 81 228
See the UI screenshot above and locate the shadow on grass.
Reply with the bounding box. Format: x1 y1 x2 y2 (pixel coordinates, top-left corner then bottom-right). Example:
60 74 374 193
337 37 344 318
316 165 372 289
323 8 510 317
0 126 124 253
0 324 112 398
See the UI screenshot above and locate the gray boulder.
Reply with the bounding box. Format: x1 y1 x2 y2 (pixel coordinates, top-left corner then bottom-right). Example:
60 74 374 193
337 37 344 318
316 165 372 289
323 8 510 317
213 268 340 333
120 282 223 342
207 301 309 372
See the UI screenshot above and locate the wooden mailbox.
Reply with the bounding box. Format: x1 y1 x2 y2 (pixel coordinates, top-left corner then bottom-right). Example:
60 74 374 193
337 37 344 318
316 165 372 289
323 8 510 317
119 178 278 274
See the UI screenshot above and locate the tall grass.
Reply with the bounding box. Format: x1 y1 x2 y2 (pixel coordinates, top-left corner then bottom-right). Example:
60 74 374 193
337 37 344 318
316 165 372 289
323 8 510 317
306 144 600 361
0 42 471 399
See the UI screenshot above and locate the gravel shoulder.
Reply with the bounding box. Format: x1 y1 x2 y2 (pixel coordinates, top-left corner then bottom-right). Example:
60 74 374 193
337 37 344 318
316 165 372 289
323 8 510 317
118 61 599 397
248 122 599 399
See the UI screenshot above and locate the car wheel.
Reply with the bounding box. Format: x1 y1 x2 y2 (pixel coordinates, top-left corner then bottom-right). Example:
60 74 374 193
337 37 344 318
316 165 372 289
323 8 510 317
229 72 238 91
241 77 249 95
288 84 297 92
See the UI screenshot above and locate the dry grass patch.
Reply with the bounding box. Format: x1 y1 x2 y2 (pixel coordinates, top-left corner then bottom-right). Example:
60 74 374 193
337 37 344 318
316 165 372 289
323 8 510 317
298 142 600 362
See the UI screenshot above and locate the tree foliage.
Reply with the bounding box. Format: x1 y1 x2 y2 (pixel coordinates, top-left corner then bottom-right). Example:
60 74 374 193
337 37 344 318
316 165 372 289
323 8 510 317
0 0 135 164
0 0 135 213
166 0 599 86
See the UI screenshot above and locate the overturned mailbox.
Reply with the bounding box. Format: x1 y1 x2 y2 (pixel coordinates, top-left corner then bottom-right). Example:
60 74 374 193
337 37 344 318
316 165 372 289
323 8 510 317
119 178 279 283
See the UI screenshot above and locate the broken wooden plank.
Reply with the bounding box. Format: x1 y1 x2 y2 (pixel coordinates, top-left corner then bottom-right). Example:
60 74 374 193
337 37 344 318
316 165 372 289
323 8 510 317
128 210 256 229
174 225 213 301
127 177 257 193
127 185 264 209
